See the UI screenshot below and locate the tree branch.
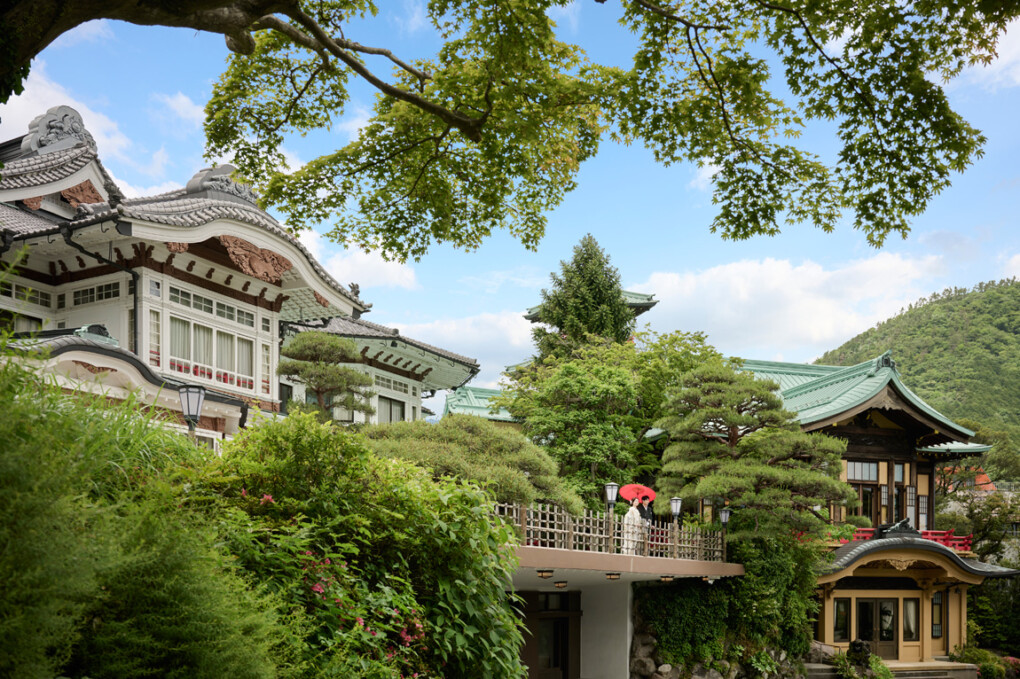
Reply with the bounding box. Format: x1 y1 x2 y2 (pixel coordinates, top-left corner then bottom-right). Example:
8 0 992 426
282 5 486 142
630 0 730 31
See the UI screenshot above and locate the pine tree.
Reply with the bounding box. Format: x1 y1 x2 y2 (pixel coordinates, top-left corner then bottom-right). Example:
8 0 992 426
657 361 856 538
533 234 634 358
277 331 374 421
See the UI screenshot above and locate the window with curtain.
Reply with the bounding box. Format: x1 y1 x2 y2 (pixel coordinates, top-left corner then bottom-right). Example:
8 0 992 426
149 310 161 367
377 396 405 423
216 330 234 371
834 599 851 642
903 599 919 641
170 317 190 360
194 324 213 365
237 338 254 377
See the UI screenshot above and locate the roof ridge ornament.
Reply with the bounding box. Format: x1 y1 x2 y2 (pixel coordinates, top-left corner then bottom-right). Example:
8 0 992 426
185 164 258 206
21 105 97 156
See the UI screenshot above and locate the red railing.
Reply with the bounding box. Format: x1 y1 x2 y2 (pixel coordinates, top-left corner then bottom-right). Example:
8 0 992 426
838 527 972 552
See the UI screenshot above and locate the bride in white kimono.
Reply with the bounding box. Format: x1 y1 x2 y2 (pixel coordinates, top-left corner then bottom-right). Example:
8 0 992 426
622 497 644 555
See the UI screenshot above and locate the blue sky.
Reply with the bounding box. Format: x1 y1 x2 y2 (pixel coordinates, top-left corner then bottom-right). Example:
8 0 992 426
3 3 1020 409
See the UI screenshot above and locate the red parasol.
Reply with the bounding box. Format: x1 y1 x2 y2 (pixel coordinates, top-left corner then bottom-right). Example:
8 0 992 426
619 484 656 502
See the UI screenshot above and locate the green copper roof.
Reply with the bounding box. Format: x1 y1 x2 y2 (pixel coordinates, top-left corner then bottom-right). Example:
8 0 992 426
740 351 975 439
442 386 516 422
524 290 658 322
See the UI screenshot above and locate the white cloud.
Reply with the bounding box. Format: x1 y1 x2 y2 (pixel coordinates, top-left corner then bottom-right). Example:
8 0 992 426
322 247 420 290
392 310 534 387
49 20 114 49
549 1 582 33
392 0 427 34
0 62 132 161
631 253 945 362
152 91 205 128
458 266 546 295
689 163 721 191
1001 253 1020 278
336 105 371 143
956 20 1020 90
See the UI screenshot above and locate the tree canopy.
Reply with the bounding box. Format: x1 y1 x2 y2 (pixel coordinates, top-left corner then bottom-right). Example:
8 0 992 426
656 361 855 538
277 330 374 420
532 234 634 358
5 0 1015 260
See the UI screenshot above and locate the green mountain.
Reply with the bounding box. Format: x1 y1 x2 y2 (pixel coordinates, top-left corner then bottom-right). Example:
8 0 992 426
816 279 1020 479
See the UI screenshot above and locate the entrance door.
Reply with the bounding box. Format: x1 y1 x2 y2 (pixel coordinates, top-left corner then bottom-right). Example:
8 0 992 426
857 599 898 659
536 617 570 679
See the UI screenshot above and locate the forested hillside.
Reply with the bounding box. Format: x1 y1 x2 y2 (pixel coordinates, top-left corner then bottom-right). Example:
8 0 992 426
817 279 1020 478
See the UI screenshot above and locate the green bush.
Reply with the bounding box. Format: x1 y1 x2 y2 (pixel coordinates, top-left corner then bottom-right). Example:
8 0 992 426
638 581 729 663
952 645 1009 679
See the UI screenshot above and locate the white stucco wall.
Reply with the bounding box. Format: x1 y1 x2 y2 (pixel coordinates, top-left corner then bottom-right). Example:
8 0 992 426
579 582 633 679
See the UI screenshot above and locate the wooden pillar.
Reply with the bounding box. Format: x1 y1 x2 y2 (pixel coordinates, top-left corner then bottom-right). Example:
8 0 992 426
919 581 932 661
958 585 969 647
818 587 833 644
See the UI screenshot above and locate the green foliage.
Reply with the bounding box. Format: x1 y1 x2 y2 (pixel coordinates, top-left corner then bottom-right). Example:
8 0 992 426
818 279 1020 482
216 412 528 678
637 538 821 666
869 654 895 679
831 652 894 679
498 329 721 508
277 330 375 419
952 646 1009 679
531 234 634 357
970 571 1020 656
637 581 729 664
657 361 856 539
363 413 584 513
832 652 858 679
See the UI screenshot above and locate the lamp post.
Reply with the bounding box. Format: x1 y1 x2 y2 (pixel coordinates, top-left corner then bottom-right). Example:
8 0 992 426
719 506 732 560
178 385 206 440
604 482 619 552
670 497 683 558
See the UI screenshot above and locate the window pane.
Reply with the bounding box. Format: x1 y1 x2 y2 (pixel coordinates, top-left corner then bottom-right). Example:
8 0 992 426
216 302 235 321
932 592 943 638
237 338 254 376
194 325 213 365
834 599 851 642
216 331 234 371
903 599 919 641
193 294 213 314
170 317 190 360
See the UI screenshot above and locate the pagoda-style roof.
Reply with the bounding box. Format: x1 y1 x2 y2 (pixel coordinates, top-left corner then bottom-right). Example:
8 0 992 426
740 351 980 457
524 290 657 322
442 385 516 422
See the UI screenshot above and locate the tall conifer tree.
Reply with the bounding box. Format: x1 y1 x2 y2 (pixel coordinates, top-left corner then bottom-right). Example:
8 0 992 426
533 234 633 359
277 331 375 421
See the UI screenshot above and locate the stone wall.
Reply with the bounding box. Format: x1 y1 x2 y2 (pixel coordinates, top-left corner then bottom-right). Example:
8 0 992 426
629 603 806 679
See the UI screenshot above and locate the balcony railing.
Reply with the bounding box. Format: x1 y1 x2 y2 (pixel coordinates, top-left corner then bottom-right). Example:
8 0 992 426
838 527 973 552
495 502 726 562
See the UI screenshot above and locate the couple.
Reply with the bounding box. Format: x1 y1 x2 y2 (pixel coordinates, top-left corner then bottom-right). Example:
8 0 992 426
622 495 653 555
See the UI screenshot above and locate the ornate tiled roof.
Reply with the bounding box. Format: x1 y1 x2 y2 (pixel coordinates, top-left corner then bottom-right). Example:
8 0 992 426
524 289 658 321
740 351 974 439
0 143 97 190
0 202 60 236
442 385 516 421
310 315 479 368
825 536 1019 578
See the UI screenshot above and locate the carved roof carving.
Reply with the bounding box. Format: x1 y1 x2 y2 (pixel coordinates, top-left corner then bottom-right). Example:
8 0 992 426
60 180 104 208
21 105 98 156
218 235 293 283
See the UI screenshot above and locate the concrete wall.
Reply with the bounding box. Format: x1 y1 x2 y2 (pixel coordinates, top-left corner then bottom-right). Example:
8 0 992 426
580 583 633 679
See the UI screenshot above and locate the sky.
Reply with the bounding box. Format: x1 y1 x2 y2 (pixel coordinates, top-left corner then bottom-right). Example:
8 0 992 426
3 4 1020 413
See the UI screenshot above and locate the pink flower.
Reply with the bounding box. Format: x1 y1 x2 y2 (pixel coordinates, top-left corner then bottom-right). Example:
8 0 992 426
241 488 247 497
260 494 275 505
311 582 324 594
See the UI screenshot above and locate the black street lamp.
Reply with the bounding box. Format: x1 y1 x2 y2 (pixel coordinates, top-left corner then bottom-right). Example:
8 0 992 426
670 497 683 559
604 482 619 512
719 506 732 559
604 482 620 553
178 385 206 438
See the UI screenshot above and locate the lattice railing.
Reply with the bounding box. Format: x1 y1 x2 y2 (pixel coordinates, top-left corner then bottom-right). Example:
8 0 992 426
494 502 725 562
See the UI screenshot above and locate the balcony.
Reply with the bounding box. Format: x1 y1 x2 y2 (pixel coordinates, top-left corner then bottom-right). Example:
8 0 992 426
496 502 726 562
837 527 974 553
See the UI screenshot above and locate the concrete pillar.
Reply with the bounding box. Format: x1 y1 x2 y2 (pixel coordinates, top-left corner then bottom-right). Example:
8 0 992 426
580 582 633 679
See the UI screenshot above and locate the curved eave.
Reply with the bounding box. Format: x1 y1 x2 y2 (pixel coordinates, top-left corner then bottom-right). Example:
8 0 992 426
796 370 974 441
14 337 247 414
820 536 1019 580
117 218 365 317
355 336 479 390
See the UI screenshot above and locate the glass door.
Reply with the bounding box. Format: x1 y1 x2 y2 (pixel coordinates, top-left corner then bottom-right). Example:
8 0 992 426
856 599 898 660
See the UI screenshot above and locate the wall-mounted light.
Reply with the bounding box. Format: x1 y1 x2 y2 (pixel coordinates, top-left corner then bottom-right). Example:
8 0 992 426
605 572 621 581
554 581 568 589
660 575 675 583
536 569 553 579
